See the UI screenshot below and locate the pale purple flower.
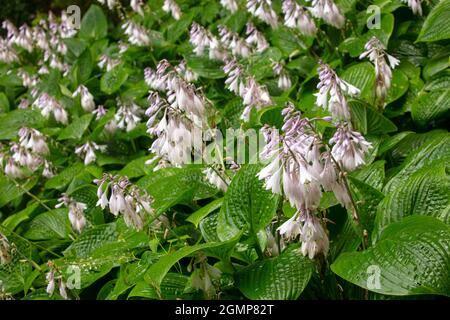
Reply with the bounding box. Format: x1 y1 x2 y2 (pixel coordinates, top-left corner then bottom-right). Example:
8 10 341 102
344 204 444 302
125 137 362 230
163 0 182 20
330 123 372 171
72 85 95 112
245 23 269 53
309 0 345 29
220 0 239 12
122 20 150 46
282 0 317 36
247 0 278 28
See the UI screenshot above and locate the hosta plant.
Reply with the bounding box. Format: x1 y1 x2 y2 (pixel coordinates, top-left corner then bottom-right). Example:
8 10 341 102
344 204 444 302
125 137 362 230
0 0 449 300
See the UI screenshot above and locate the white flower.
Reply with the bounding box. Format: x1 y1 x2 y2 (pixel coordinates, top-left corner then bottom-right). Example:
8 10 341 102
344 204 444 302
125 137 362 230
92 105 107 120
402 0 422 15
277 212 302 240
220 0 239 12
299 213 329 258
360 36 400 102
163 0 182 20
130 0 145 16
309 0 345 29
115 100 143 132
0 38 19 63
75 141 105 165
282 0 317 36
245 23 269 52
330 123 372 171
315 62 360 121
98 54 121 71
18 127 49 155
46 270 55 295
122 20 150 46
204 167 229 192
241 77 272 121
247 0 278 28
73 85 95 112
273 62 292 90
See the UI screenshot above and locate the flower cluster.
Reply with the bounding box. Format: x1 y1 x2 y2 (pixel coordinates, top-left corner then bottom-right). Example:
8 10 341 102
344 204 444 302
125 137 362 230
245 22 270 53
273 62 292 90
33 92 69 125
309 0 345 29
360 36 400 104
75 141 106 165
1 128 53 179
282 0 317 36
223 59 272 121
402 0 422 15
257 102 371 258
220 0 239 13
46 261 69 300
246 0 278 28
189 253 222 298
122 20 150 46
189 23 228 60
203 166 230 192
56 193 87 233
163 0 182 20
219 25 252 58
94 173 158 230
315 62 360 121
145 60 209 169
72 85 96 112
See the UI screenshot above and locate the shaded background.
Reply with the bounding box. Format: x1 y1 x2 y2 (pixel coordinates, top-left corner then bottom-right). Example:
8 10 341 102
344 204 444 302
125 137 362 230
0 0 94 26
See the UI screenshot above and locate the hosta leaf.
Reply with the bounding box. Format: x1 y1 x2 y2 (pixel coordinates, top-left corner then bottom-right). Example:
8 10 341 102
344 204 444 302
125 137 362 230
199 212 220 242
185 55 225 79
217 164 279 241
129 273 188 299
417 0 450 42
144 238 238 289
351 160 385 191
349 100 397 135
0 109 45 140
411 88 450 127
374 164 450 241
348 177 384 239
235 246 314 300
75 48 93 84
342 63 375 102
24 208 71 240
118 155 154 179
386 69 409 103
384 133 450 193
57 113 93 140
45 162 85 190
79 5 108 40
0 174 38 208
331 216 450 296
186 197 223 228
136 166 218 213
100 66 129 95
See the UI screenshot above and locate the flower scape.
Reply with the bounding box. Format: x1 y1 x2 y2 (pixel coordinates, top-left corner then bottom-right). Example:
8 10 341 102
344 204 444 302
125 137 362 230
0 0 449 301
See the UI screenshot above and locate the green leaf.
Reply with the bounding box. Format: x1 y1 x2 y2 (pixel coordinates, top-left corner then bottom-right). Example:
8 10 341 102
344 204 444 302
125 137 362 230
331 216 450 296
217 165 279 241
386 69 409 104
185 55 225 79
136 166 218 213
118 155 154 179
129 273 188 299
417 0 450 42
384 133 450 193
75 49 93 84
374 164 450 241
351 160 385 191
0 109 45 140
0 174 38 208
342 63 375 102
79 5 108 40
349 100 397 135
45 162 85 190
57 113 93 140
144 239 238 289
186 198 223 228
236 246 314 300
411 88 450 127
100 66 129 95
0 92 10 113
1 202 40 232
24 208 71 240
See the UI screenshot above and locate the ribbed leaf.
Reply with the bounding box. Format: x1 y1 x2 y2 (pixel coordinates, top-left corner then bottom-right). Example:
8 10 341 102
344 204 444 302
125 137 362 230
374 164 450 241
79 5 108 40
236 246 314 300
217 164 279 241
57 113 93 140
24 208 71 240
100 66 129 95
331 216 450 296
417 0 450 42
411 89 450 127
